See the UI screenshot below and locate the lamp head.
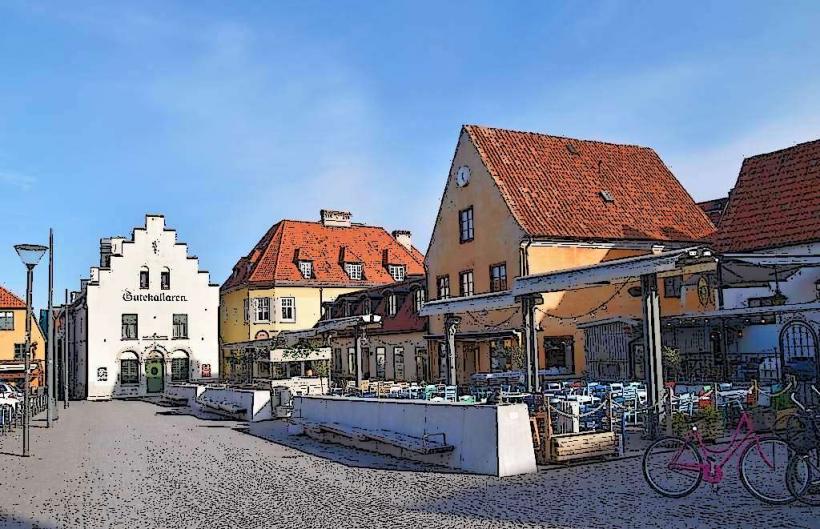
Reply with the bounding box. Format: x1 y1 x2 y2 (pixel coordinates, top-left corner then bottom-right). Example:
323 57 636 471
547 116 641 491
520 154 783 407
14 244 48 268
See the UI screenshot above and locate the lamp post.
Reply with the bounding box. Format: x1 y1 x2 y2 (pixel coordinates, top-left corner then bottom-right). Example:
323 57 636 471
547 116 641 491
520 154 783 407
14 243 48 457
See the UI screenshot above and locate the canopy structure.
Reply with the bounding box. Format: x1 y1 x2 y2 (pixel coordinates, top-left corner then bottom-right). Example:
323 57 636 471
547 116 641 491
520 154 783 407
512 246 715 297
419 290 517 317
720 253 820 285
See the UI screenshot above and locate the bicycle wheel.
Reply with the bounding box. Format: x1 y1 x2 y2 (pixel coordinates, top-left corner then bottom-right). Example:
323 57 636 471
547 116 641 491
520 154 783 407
643 437 702 498
739 437 794 505
787 448 820 506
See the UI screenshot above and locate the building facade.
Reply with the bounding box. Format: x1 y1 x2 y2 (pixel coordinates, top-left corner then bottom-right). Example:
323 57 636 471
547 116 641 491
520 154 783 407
67 215 219 400
320 276 429 384
0 286 46 388
220 209 425 381
423 125 716 385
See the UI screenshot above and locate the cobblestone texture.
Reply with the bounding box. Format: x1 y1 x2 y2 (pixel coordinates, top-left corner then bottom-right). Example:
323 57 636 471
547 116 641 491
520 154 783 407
0 401 815 528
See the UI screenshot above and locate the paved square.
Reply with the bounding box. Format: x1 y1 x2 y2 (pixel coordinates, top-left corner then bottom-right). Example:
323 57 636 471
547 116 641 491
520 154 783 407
0 401 814 528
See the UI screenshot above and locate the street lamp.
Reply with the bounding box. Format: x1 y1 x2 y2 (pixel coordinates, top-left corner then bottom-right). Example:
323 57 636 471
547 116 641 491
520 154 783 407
14 243 48 457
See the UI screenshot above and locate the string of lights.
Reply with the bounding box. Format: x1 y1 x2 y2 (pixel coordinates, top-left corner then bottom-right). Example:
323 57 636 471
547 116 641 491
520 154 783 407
534 277 637 323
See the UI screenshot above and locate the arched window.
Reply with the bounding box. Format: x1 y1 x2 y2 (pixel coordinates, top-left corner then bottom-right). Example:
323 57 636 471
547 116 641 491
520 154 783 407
120 351 139 385
139 266 149 289
412 287 425 313
780 321 818 365
385 291 397 317
161 267 171 290
170 350 190 382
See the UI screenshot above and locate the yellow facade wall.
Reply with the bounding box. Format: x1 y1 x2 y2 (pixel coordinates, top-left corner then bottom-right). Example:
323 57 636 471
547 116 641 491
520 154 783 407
0 308 46 386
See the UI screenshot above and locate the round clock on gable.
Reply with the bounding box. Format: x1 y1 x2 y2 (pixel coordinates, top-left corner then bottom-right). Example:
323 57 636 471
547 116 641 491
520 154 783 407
455 165 471 187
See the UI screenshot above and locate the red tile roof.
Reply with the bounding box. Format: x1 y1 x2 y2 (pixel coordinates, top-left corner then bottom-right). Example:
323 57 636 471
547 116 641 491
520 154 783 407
713 139 820 252
697 197 729 227
464 125 716 242
0 285 25 309
222 219 425 291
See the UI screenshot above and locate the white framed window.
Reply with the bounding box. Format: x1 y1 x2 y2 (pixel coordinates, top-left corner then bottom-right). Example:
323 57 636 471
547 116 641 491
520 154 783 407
280 297 295 322
413 288 425 313
172 314 188 338
243 298 249 323
298 260 313 279
386 293 397 316
255 297 271 322
345 262 363 280
460 270 474 297
388 264 406 282
0 311 13 331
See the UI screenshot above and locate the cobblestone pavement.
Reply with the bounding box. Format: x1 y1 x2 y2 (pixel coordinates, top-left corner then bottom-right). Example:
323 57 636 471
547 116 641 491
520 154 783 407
0 401 815 529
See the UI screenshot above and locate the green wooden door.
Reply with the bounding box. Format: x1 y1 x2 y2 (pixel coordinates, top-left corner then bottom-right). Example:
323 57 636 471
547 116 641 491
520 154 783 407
145 359 164 393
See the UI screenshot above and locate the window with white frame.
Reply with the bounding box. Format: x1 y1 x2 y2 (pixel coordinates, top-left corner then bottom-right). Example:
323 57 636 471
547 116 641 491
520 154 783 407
489 262 508 292
386 292 397 316
388 264 406 282
172 314 188 338
344 262 363 280
437 275 450 300
459 270 474 297
0 311 13 331
14 343 26 359
298 260 313 279
280 297 295 322
122 314 138 340
255 297 271 322
413 288 425 313
121 358 139 384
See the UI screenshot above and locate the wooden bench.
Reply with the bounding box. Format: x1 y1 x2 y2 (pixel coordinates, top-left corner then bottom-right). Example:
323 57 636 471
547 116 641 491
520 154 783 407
550 431 616 463
299 420 454 455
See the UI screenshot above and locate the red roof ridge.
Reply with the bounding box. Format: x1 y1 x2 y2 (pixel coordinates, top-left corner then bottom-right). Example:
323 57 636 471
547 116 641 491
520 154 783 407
464 124 654 151
742 137 820 162
0 284 26 308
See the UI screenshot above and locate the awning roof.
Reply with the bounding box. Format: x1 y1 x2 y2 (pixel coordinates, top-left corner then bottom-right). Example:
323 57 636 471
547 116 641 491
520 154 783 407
311 314 382 334
663 301 820 322
419 290 517 317
513 246 714 297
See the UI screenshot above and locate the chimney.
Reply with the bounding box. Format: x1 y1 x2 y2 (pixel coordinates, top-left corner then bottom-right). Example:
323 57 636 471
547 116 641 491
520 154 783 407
392 230 412 251
320 209 352 228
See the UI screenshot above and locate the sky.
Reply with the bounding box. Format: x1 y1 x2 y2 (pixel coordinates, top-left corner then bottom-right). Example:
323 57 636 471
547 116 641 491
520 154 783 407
1 1 819 309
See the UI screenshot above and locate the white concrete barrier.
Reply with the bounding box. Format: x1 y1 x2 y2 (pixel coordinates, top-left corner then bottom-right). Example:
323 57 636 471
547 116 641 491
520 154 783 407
289 396 536 477
164 384 205 406
196 387 272 422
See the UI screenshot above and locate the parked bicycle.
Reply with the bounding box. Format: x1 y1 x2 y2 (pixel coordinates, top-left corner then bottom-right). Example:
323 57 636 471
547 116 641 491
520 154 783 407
643 401 793 504
784 385 820 506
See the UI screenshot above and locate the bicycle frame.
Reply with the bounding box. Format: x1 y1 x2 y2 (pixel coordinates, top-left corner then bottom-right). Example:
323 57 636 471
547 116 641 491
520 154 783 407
668 410 770 484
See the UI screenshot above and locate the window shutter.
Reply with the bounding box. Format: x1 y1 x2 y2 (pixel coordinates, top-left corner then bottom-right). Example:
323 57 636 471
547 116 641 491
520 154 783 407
251 298 259 323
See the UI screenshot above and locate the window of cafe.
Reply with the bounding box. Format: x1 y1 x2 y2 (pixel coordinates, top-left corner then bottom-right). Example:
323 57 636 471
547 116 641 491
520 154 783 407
544 336 574 371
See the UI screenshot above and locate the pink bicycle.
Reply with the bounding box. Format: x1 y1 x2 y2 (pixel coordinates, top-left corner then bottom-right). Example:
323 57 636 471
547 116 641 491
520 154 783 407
642 406 793 504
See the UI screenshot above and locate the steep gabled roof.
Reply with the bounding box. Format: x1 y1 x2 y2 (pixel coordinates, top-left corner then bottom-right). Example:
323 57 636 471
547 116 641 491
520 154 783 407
713 139 820 252
463 125 716 242
0 285 25 309
222 220 425 291
697 197 729 227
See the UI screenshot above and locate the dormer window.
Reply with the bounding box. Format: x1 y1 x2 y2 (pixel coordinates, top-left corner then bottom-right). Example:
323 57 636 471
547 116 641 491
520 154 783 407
386 292 397 316
298 260 313 279
388 264 406 282
345 262 363 280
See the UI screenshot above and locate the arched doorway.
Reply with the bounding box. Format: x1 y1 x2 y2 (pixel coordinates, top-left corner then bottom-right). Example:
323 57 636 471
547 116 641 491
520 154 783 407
779 321 818 381
170 350 190 383
145 352 165 393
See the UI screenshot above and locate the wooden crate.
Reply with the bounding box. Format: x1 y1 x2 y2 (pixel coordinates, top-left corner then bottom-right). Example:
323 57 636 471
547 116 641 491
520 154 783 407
550 431 616 463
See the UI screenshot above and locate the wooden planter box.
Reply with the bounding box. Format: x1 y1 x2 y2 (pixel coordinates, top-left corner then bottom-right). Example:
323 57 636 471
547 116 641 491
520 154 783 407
550 431 616 463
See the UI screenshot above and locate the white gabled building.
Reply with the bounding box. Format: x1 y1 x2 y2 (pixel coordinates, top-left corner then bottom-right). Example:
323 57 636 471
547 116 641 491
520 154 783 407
68 214 219 400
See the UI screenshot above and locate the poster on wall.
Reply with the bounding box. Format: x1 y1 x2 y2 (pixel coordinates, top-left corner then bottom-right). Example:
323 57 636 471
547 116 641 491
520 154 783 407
201 364 211 378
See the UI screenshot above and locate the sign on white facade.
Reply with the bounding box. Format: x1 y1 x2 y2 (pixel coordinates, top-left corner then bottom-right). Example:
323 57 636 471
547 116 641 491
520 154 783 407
69 215 219 400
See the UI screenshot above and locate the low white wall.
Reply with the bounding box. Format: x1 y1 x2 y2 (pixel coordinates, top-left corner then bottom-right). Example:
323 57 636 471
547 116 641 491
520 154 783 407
290 396 536 477
164 384 205 406
197 387 272 422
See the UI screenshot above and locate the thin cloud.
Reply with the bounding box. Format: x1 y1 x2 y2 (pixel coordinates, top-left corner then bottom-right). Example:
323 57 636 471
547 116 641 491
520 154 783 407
0 170 36 191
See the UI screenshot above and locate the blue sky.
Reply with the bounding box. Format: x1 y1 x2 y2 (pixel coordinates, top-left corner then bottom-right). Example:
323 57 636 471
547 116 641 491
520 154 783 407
1 1 819 308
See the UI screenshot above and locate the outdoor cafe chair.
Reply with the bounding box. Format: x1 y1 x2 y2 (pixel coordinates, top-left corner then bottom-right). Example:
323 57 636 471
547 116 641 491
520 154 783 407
444 386 458 402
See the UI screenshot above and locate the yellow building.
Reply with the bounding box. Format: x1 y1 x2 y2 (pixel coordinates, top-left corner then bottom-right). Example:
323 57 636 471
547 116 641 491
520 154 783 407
220 209 425 381
0 285 46 388
422 125 716 384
